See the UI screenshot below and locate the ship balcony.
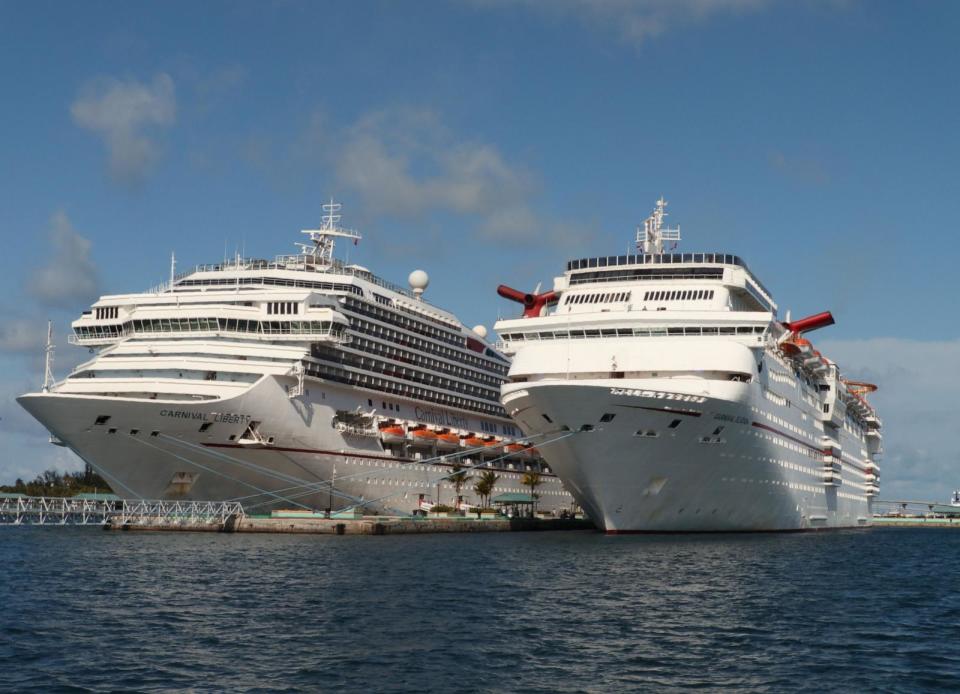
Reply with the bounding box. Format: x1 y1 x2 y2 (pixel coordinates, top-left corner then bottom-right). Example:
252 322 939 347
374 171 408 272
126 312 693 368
822 473 842 487
68 333 125 346
70 324 349 345
865 484 879 497
865 428 882 439
822 461 842 473
864 414 882 429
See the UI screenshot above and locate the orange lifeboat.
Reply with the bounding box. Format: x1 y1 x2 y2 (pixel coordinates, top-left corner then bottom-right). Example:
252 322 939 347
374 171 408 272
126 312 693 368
379 425 407 444
462 435 487 449
781 335 813 358
436 432 460 451
482 439 504 457
409 428 438 446
843 380 878 397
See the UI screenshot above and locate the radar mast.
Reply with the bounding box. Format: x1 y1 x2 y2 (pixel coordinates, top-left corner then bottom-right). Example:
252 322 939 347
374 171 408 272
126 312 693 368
636 197 681 254
297 198 362 265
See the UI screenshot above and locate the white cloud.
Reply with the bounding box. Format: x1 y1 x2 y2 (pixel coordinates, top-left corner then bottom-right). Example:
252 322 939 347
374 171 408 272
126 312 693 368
71 73 176 183
335 108 539 240
27 212 100 309
769 149 830 186
819 337 960 503
474 0 772 47
0 319 47 354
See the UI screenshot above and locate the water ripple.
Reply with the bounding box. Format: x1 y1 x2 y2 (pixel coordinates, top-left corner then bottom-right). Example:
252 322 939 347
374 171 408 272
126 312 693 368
2 527 959 691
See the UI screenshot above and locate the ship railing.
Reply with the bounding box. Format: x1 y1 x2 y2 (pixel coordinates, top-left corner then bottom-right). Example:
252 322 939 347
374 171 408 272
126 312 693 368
71 327 349 344
183 255 430 304
0 497 245 526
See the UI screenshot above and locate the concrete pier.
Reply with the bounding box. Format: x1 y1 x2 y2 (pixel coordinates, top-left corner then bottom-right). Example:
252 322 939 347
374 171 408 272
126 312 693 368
104 515 595 535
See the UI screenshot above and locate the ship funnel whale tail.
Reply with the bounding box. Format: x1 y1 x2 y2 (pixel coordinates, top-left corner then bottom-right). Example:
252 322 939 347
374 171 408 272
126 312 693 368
783 311 835 334
497 284 559 319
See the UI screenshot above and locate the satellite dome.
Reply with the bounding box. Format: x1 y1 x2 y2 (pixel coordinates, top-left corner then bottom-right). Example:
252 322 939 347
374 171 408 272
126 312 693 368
473 325 488 339
408 270 429 298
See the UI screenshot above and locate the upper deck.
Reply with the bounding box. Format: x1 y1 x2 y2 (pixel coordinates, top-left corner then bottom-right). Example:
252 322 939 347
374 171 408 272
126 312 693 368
563 252 776 313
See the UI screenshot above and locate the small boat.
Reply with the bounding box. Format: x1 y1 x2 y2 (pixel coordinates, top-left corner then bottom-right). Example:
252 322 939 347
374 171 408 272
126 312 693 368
462 435 487 449
409 428 438 446
436 432 461 450
379 425 407 444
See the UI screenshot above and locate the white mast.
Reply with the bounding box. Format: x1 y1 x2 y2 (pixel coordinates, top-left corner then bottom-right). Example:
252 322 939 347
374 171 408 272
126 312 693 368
297 198 362 265
42 320 54 392
636 197 681 254
169 251 176 291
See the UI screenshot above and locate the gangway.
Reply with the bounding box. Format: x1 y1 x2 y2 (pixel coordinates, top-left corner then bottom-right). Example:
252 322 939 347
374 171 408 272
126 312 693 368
0 496 245 527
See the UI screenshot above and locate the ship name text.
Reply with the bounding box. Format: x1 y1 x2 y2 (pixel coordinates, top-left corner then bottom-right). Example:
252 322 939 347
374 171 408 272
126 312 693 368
415 406 468 430
160 409 252 424
609 388 707 404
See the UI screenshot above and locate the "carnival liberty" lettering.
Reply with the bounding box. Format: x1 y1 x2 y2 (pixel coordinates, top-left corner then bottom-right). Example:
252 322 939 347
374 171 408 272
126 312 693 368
160 410 251 424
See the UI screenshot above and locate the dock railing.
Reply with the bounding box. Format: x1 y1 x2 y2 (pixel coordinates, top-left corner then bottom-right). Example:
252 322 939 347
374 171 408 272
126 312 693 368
0 496 245 527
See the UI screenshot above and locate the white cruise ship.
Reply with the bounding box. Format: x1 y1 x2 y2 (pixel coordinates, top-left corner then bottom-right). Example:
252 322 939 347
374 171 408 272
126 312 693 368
494 198 881 532
17 202 573 515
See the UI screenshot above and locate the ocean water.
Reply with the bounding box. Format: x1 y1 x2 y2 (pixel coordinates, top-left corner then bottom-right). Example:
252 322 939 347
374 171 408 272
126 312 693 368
1 527 958 693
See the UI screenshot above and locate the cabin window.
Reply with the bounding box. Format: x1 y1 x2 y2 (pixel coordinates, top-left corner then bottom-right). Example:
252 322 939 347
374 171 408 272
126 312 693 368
668 419 682 429
600 413 616 422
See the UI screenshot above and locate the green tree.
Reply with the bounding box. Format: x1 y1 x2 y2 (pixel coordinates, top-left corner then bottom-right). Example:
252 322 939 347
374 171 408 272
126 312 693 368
473 470 500 508
521 471 543 517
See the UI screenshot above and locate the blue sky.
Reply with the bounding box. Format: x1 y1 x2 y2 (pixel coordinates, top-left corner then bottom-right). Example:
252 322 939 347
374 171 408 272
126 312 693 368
1 0 958 499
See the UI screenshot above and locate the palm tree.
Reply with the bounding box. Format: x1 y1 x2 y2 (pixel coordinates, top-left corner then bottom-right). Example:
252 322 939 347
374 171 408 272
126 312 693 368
450 462 473 510
521 470 543 517
473 470 500 508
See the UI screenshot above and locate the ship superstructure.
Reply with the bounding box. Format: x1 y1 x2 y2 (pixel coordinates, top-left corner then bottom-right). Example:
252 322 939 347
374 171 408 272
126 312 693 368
18 202 573 514
494 198 881 532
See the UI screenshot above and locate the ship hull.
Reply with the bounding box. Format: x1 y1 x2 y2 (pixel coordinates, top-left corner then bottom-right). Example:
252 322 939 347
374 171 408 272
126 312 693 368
17 377 573 515
501 379 872 532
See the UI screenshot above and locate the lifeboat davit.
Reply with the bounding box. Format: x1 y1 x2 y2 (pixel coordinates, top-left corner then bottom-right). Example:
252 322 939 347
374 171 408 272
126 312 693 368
379 425 407 444
482 439 504 457
436 432 460 451
504 443 528 460
409 428 438 446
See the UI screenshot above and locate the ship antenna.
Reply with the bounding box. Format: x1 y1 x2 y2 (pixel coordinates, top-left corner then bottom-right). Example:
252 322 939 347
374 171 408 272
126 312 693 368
169 251 176 292
297 197 362 265
636 196 681 254
42 320 54 392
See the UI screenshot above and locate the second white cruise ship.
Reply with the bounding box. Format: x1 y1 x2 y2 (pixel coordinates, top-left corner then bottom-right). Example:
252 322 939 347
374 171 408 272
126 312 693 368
494 199 882 532
18 202 573 515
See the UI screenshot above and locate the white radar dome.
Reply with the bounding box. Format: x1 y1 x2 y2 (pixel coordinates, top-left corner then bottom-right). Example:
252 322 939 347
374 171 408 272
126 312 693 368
408 270 429 299
473 325 488 339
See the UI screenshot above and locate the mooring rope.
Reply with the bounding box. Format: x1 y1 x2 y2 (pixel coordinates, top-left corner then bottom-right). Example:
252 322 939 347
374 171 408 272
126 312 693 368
126 433 317 511
243 430 579 515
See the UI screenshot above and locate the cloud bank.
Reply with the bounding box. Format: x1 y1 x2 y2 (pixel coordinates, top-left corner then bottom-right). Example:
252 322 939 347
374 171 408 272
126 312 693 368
71 73 176 184
820 337 960 502
334 108 541 241
27 212 100 309
474 0 772 47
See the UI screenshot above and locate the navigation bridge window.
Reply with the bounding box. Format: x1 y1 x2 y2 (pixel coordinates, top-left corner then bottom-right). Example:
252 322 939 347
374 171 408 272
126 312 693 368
500 325 766 341
564 291 632 305
95 307 119 320
267 302 299 315
73 317 345 340
644 289 715 302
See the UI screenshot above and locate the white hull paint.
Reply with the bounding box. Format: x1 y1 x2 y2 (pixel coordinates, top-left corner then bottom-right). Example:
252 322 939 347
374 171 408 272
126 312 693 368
19 376 572 515
502 378 873 532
